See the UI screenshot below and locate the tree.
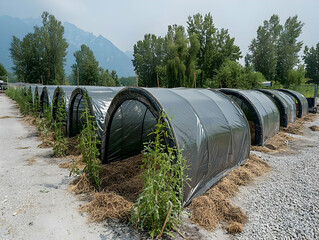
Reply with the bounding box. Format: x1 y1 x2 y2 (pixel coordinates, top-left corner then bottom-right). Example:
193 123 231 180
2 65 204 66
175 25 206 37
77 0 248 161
36 11 68 84
166 25 188 88
276 16 304 84
99 68 115 86
72 44 99 85
10 12 68 84
119 76 136 86
244 67 266 89
0 62 7 77
286 66 308 86
247 15 304 85
10 36 24 81
304 43 319 84
212 60 245 88
211 59 265 89
187 13 241 87
111 70 120 86
185 33 200 87
246 14 282 81
10 32 45 83
132 34 166 87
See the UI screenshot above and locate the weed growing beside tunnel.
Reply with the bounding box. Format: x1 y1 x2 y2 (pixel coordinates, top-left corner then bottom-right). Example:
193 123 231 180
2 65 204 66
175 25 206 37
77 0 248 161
53 97 68 157
6 87 32 115
130 112 189 238
70 90 101 189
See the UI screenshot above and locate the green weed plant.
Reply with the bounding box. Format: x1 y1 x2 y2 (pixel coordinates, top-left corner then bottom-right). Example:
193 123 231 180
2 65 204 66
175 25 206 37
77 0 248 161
53 97 68 157
70 90 101 189
130 112 189 238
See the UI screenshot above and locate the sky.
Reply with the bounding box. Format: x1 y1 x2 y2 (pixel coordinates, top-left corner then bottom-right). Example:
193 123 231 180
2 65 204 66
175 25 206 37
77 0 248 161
1 0 318 60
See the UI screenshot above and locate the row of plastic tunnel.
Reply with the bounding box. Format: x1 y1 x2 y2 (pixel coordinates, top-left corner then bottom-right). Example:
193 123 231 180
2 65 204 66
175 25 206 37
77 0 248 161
22 85 313 205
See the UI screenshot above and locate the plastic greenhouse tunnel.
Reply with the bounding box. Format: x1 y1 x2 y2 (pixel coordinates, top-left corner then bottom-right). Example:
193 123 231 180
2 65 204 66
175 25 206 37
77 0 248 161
67 86 123 139
258 89 296 127
40 86 58 113
101 87 251 205
278 89 309 118
24 85 33 104
34 85 44 103
218 89 280 146
29 85 42 103
52 86 77 121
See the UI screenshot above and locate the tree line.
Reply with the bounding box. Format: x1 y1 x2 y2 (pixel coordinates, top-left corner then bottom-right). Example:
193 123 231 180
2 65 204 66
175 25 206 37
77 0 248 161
8 12 120 86
133 13 319 88
3 12 319 88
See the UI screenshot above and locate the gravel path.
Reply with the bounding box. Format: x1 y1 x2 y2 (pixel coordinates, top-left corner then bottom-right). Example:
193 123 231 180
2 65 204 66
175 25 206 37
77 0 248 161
231 118 319 240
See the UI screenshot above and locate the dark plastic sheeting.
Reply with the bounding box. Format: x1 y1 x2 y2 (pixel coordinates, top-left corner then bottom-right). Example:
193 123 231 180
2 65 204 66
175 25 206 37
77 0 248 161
29 85 43 103
258 89 296 127
219 89 280 146
102 87 250 205
34 85 44 102
278 89 309 118
40 86 58 111
68 86 123 139
52 86 77 120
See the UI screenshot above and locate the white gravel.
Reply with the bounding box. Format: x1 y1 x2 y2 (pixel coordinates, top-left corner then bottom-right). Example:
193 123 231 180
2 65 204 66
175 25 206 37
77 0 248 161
1 92 319 240
232 123 319 240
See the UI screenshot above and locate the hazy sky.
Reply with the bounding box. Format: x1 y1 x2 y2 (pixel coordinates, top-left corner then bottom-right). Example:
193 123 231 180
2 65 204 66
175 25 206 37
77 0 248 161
1 0 318 59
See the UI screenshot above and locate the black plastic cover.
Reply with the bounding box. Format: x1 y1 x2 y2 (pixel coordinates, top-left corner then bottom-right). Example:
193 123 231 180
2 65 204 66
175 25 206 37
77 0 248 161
52 86 77 120
29 85 43 103
102 87 250 205
40 86 58 112
278 89 309 118
258 89 296 127
219 89 280 146
68 86 123 139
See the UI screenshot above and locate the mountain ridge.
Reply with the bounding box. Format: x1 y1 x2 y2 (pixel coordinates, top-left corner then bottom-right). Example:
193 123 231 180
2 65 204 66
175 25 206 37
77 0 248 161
0 15 134 77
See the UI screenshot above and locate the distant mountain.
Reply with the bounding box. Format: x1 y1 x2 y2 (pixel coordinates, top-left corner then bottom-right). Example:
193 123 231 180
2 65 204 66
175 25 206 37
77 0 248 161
125 50 134 59
0 15 134 77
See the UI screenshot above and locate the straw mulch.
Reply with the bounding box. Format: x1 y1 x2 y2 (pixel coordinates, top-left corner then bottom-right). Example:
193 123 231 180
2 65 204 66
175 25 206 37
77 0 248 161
65 136 81 156
281 114 318 135
251 132 296 153
309 125 319 131
0 115 15 119
70 154 144 222
189 154 270 234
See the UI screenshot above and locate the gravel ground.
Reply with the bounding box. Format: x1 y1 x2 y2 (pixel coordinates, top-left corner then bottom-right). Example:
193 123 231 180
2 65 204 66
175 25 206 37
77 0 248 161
1 92 319 240
231 119 319 240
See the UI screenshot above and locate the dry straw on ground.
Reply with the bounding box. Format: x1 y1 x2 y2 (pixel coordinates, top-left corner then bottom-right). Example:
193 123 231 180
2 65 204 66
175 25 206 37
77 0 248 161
309 125 319 131
70 154 144 222
23 115 36 125
80 192 133 222
65 136 81 156
189 154 270 233
0 115 15 119
59 155 86 171
281 114 317 135
251 132 296 153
